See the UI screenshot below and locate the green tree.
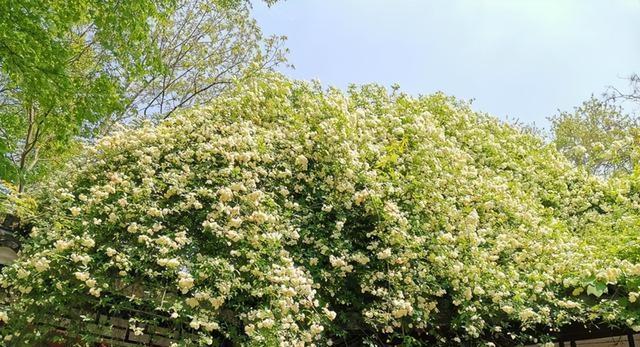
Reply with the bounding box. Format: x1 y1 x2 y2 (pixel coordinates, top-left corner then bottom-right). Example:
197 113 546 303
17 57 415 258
0 0 285 192
549 96 639 176
0 0 175 191
96 0 287 135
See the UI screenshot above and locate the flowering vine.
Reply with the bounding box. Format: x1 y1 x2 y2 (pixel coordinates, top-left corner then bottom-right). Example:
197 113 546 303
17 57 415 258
1 75 639 346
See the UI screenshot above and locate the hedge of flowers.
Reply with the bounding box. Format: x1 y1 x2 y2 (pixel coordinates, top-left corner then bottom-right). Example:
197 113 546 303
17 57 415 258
1 75 639 346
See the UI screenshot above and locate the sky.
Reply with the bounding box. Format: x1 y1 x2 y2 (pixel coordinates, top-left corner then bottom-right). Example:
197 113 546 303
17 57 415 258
252 0 640 128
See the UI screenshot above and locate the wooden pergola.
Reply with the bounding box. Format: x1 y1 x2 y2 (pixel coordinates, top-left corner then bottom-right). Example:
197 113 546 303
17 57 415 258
551 323 638 347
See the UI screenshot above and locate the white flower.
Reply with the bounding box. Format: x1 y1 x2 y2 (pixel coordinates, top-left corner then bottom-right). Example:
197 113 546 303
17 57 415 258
177 272 195 293
16 268 30 279
132 326 144 336
245 324 256 336
246 190 263 203
230 182 246 192
33 258 50 272
74 272 90 282
310 323 324 334
324 308 337 320
127 223 140 233
377 248 392 260
391 299 413 318
249 211 268 224
259 318 275 329
295 154 308 170
228 217 243 228
81 237 95 248
89 287 102 298
167 258 180 268
189 320 201 330
501 305 514 314
186 297 199 308
218 187 233 202
519 308 536 321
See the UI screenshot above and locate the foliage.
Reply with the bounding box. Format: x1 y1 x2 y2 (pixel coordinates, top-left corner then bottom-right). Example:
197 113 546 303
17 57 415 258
0 0 286 192
549 96 640 177
1 75 639 346
97 0 287 133
0 0 175 191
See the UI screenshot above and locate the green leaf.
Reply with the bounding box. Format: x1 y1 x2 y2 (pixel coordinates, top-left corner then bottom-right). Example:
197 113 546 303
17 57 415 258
586 282 608 298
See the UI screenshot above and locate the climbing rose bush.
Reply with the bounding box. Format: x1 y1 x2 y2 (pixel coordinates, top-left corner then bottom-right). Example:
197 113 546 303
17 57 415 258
1 75 639 346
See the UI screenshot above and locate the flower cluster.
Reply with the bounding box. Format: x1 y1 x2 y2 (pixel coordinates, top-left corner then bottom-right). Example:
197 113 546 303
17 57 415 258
1 75 639 346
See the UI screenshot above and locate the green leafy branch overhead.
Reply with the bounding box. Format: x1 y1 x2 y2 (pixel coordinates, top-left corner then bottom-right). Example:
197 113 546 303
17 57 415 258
0 0 286 192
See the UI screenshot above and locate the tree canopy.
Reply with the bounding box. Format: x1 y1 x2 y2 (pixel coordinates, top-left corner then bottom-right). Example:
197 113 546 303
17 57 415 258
0 0 285 192
549 96 639 177
1 75 639 346
0 0 174 190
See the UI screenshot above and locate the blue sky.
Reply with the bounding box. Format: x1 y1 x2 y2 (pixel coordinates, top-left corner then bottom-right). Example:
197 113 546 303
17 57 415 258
252 0 640 128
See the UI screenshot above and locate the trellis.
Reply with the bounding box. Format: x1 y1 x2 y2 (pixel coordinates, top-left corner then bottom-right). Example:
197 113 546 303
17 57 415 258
41 314 640 346
48 308 199 347
552 323 638 347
